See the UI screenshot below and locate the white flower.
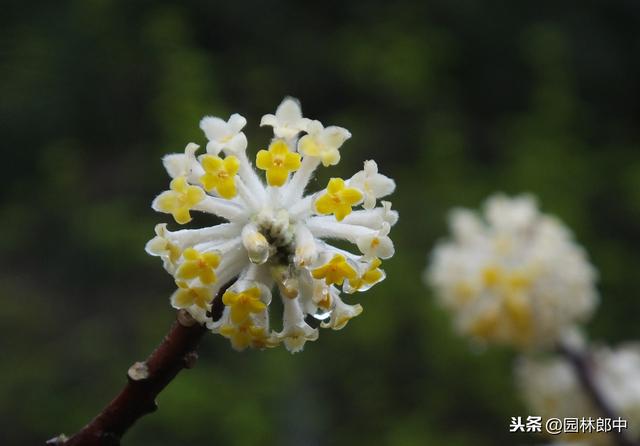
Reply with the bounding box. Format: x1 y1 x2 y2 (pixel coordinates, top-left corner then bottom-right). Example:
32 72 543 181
356 222 394 259
162 143 203 183
260 97 310 140
517 344 640 443
145 223 181 273
321 293 363 330
516 354 597 422
148 97 398 353
298 120 351 166
275 295 319 353
200 113 248 154
349 160 396 210
594 344 640 437
426 193 598 349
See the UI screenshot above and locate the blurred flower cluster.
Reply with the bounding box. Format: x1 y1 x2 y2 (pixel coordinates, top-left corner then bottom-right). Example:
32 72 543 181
517 343 640 444
426 194 640 445
147 98 397 353
427 194 597 348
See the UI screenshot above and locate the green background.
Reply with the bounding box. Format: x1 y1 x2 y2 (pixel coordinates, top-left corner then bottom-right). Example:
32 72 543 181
1 1 639 445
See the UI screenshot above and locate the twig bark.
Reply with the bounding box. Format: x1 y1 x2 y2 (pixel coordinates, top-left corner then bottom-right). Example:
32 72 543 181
47 285 228 446
558 341 638 446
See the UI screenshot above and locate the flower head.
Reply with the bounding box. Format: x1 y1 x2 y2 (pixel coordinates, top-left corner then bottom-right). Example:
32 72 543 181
149 97 398 353
517 344 640 443
516 354 599 444
426 194 598 349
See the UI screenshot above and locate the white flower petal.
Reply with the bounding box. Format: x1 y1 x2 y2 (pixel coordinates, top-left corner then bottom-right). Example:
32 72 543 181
200 114 248 154
321 294 363 330
228 113 247 133
226 133 248 154
349 160 395 209
356 223 394 259
260 114 277 128
200 116 228 141
162 143 202 179
261 97 310 139
320 126 351 149
276 97 303 123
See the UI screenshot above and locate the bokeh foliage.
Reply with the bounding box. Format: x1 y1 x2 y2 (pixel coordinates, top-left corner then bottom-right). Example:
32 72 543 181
1 1 639 445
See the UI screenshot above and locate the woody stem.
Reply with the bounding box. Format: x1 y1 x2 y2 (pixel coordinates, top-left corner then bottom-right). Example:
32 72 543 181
46 284 229 446
558 341 638 446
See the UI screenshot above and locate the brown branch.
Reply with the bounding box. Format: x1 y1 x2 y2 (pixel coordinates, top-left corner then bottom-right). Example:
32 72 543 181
558 341 638 446
47 285 229 446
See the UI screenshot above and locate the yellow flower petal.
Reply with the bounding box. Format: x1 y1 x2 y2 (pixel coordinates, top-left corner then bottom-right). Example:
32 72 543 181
200 155 239 199
202 252 221 268
156 176 205 224
298 135 320 156
222 287 266 325
256 150 272 170
176 248 220 284
314 177 363 221
312 254 358 286
266 168 288 187
283 152 301 170
256 140 300 187
173 289 193 307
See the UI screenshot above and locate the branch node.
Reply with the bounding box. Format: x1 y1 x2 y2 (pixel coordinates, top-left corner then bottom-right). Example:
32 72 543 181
127 361 150 381
183 351 199 369
54 282 233 445
177 309 197 327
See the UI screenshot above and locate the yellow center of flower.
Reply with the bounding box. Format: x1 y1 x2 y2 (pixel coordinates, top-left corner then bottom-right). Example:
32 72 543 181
312 254 358 286
314 178 363 221
175 248 221 284
256 140 301 187
348 258 384 291
156 176 205 224
469 265 535 344
317 295 332 309
200 155 240 199
222 287 267 324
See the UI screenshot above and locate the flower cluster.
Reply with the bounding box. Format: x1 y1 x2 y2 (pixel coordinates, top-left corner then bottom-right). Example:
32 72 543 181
517 344 640 444
425 194 597 349
146 98 397 353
